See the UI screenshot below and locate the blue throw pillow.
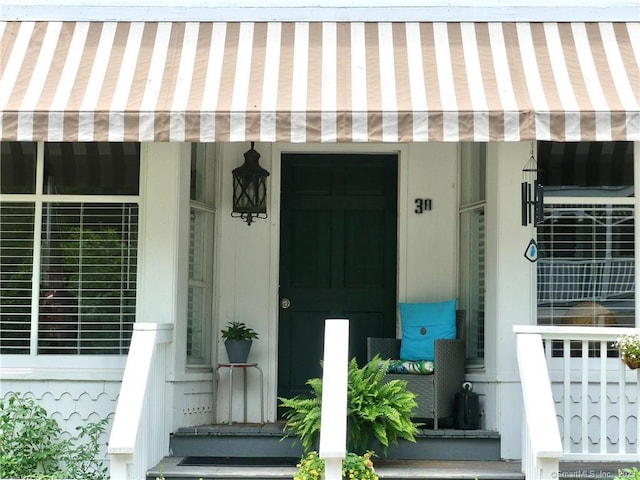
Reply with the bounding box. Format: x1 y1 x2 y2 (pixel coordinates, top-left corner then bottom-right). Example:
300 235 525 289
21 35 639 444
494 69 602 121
399 300 457 361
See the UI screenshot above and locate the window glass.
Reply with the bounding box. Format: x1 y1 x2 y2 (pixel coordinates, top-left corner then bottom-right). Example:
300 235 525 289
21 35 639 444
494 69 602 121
537 205 634 328
44 143 140 195
0 203 35 354
539 141 634 197
38 203 138 354
459 208 485 362
1 142 37 194
460 144 486 207
190 144 208 203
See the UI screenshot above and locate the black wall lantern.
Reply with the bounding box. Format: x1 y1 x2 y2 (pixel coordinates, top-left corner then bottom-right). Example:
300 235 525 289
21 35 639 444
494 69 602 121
232 142 270 226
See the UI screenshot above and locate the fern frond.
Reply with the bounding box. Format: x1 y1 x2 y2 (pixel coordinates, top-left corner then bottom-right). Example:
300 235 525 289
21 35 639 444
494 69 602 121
279 355 419 456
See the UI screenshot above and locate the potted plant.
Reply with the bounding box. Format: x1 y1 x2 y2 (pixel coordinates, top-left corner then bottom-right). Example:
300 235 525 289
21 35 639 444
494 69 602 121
613 333 640 369
294 450 378 480
280 355 418 479
221 321 259 363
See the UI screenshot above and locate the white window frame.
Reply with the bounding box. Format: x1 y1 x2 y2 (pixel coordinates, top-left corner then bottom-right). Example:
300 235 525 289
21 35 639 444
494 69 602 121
0 141 139 367
186 144 217 367
458 143 487 367
536 141 639 329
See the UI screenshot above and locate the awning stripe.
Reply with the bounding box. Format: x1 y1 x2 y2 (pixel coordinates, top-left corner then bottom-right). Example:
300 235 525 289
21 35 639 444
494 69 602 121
405 23 427 141
1 21 638 143
199 22 225 143
607 23 640 140
320 22 337 143
488 22 517 141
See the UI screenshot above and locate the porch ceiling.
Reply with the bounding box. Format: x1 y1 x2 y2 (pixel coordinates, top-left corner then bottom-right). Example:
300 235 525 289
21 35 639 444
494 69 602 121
1 21 638 143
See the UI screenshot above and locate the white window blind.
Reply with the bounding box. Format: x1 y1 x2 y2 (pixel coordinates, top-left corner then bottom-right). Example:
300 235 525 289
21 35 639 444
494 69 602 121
0 203 35 354
459 207 486 363
187 207 208 364
38 203 138 354
537 204 635 327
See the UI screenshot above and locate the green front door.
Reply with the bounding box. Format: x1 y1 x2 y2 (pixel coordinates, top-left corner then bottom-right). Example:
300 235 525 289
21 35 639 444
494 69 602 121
278 154 398 401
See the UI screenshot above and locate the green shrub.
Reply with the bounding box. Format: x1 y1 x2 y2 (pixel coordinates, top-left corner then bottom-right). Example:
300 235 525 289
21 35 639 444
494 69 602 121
294 451 378 480
0 392 109 480
279 355 418 455
615 467 640 480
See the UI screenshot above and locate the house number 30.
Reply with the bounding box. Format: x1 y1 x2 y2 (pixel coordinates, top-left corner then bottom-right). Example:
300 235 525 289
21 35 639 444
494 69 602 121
414 198 432 214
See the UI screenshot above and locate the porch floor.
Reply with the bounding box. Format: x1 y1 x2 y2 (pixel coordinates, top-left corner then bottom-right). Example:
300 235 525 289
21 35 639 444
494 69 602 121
149 457 629 480
161 423 630 479
150 456 523 479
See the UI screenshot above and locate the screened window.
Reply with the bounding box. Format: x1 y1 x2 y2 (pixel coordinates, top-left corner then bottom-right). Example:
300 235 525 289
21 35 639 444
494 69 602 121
0 142 140 355
458 143 486 366
187 144 215 366
537 142 635 330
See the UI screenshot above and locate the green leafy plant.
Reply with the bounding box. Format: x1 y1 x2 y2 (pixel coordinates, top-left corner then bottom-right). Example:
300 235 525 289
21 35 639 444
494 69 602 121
62 417 110 480
0 392 66 478
220 321 259 340
0 392 109 480
294 451 378 480
615 467 640 480
613 334 640 367
613 334 640 358
279 355 418 455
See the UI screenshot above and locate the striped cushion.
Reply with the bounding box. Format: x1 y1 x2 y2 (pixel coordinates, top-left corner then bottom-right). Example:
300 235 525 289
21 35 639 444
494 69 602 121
385 359 435 375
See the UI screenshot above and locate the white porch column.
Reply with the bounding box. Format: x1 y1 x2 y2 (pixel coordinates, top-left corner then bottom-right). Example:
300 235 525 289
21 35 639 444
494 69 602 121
485 142 535 460
137 142 191 430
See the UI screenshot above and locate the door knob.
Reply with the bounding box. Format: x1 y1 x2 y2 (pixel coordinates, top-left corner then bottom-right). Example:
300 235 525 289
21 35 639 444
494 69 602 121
280 298 291 309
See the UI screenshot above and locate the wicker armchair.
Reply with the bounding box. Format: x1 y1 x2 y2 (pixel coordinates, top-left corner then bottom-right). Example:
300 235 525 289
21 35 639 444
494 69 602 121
366 310 466 429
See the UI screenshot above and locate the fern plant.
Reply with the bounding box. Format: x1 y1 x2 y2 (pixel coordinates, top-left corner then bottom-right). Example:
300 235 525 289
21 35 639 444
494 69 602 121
279 355 418 455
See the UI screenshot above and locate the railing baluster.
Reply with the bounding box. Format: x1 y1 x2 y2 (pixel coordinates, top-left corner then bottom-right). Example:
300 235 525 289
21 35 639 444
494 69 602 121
599 340 607 455
563 339 571 453
637 369 640 455
581 340 589 455
619 360 626 455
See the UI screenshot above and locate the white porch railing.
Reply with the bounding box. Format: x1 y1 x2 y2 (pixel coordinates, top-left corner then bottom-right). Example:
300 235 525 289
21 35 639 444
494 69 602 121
516 331 563 480
515 325 640 479
108 323 173 480
319 319 349 480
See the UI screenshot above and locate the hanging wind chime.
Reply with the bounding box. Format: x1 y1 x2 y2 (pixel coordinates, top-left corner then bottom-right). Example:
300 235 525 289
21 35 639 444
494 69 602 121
521 144 544 262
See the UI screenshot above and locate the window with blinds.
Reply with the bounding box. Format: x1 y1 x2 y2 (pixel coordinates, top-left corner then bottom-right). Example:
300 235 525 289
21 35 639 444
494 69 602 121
536 141 635 331
537 205 635 327
187 207 208 364
459 143 486 366
187 144 215 366
0 142 140 355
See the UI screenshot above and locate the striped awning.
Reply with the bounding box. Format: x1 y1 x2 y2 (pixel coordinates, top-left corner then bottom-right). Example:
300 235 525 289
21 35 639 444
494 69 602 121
1 21 639 143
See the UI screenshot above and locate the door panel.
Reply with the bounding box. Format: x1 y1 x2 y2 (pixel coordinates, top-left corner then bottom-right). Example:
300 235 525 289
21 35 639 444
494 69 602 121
344 210 385 287
278 154 397 400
